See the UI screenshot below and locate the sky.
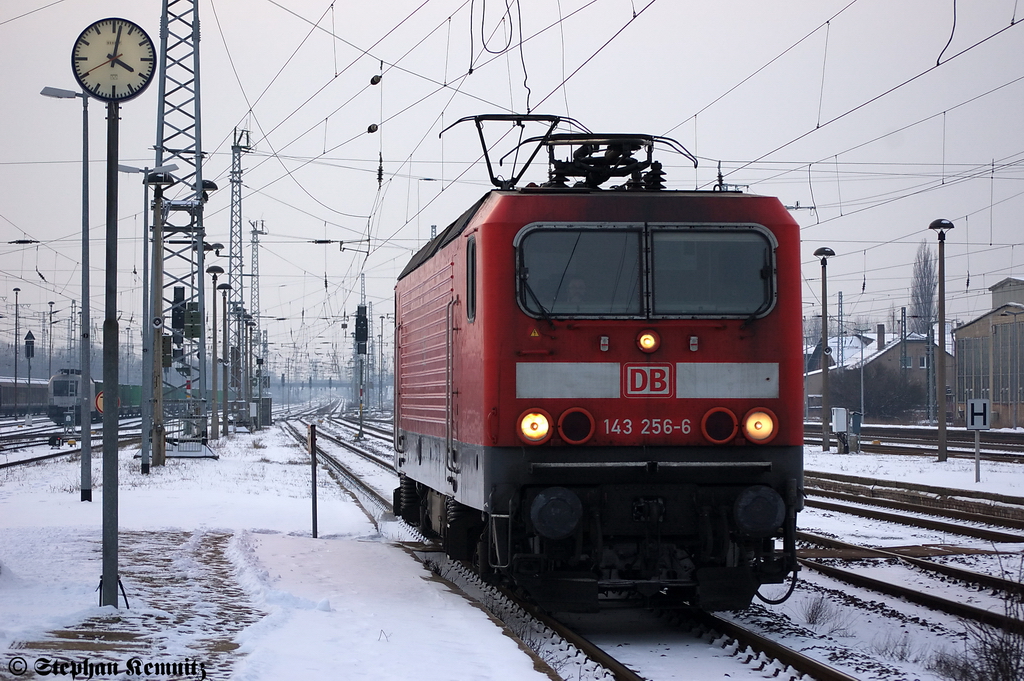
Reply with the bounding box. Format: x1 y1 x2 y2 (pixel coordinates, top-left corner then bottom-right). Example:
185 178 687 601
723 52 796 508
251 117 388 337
1 0 1023 382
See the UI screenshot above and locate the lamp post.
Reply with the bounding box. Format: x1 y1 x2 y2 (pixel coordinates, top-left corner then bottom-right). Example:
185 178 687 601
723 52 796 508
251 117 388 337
219 283 231 435
40 86 92 500
13 287 21 416
244 316 255 428
46 301 54 377
929 220 953 461
814 248 835 452
148 171 178 469
118 164 178 472
206 265 224 439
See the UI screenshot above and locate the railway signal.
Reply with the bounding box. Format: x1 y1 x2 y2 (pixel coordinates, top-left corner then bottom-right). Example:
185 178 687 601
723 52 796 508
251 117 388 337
355 305 368 355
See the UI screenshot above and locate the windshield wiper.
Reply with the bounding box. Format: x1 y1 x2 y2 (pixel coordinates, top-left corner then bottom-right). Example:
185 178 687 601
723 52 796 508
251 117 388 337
522 275 556 328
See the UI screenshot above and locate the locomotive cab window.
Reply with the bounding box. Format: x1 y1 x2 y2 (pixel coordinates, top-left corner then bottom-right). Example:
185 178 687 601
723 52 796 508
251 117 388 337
651 228 774 316
53 380 77 397
516 227 642 316
516 223 776 319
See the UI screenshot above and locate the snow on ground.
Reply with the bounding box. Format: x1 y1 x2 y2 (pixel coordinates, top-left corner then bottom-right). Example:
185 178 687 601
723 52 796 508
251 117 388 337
1 422 1023 681
0 423 551 681
737 445 1024 681
805 444 1024 497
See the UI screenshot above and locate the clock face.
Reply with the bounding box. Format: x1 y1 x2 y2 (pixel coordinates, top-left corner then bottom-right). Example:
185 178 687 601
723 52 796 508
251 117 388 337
72 18 156 102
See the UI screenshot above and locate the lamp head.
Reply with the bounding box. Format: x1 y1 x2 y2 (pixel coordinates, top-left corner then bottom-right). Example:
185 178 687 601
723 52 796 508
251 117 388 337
929 219 954 233
198 179 219 202
814 247 835 267
145 172 177 188
206 265 225 276
40 86 80 99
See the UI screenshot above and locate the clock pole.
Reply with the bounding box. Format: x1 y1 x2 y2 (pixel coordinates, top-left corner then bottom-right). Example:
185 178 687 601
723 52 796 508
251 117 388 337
70 15 156 611
101 99 121 608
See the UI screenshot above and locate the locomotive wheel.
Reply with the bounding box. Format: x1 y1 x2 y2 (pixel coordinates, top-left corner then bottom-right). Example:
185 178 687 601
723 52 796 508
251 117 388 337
395 475 420 525
444 498 482 562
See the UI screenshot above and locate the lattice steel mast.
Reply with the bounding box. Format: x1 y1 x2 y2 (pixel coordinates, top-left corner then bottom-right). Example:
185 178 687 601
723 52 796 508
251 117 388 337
250 219 267 423
152 0 213 449
228 129 251 425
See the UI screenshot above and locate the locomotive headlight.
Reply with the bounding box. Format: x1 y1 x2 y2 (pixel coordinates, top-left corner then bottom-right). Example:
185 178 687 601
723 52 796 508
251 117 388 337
742 408 778 444
518 409 553 444
636 329 660 353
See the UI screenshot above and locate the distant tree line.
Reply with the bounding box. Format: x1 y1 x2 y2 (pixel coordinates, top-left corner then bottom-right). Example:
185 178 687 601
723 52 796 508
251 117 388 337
827 363 926 422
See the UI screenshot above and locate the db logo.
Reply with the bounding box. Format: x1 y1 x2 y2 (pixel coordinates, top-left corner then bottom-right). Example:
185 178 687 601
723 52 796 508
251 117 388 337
624 364 674 397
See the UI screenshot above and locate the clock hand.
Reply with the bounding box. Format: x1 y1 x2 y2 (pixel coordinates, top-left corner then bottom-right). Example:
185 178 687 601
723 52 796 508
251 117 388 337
108 24 123 63
84 53 123 76
112 58 136 73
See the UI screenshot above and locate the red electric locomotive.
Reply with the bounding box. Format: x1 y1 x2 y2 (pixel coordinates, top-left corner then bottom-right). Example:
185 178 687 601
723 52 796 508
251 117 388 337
394 115 803 612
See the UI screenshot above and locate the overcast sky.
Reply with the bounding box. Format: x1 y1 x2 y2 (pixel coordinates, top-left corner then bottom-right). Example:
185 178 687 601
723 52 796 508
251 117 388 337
1 0 1022 375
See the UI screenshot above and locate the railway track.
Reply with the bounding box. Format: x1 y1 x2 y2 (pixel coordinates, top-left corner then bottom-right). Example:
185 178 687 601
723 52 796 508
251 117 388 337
806 469 1024 529
805 423 1024 461
281 417 866 681
798 467 1024 639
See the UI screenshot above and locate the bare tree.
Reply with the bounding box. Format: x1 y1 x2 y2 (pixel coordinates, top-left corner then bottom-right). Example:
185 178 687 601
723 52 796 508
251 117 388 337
910 240 937 334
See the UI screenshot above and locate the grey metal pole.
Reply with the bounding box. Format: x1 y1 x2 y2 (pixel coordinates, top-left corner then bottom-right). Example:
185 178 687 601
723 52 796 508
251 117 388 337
820 258 830 453
152 186 166 467
310 423 318 539
101 101 121 608
13 288 20 417
207 267 223 439
936 229 948 462
80 93 93 502
930 220 953 462
140 175 152 473
211 274 219 439
221 285 229 436
48 301 55 377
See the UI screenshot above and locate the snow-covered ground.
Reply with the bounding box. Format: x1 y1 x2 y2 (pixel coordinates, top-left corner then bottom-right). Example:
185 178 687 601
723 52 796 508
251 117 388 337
1 422 1022 680
0 424 552 680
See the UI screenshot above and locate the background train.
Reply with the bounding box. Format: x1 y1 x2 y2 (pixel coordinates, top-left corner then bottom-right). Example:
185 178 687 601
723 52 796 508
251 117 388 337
0 376 50 417
392 115 804 612
46 368 142 426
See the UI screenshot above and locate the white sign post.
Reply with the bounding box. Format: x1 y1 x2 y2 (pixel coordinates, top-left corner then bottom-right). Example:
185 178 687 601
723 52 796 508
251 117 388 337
966 399 990 482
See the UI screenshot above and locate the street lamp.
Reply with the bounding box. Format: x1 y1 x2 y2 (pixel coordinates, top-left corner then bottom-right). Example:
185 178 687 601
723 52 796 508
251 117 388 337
119 163 178 471
930 219 953 461
41 85 92 500
13 287 21 416
48 301 55 377
206 265 224 439
245 316 255 428
814 247 835 452
147 170 178 470
218 283 232 435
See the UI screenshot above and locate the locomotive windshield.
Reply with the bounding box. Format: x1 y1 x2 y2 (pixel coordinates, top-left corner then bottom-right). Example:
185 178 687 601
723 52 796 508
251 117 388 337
517 223 775 319
52 379 78 397
519 228 642 315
